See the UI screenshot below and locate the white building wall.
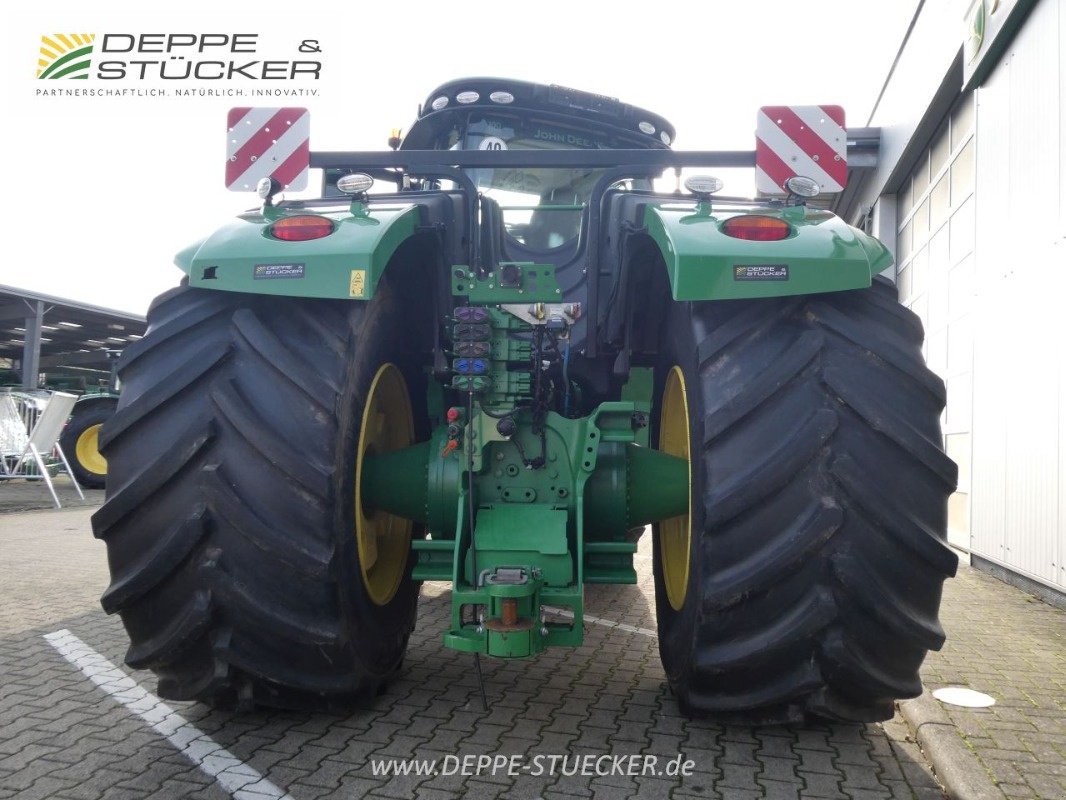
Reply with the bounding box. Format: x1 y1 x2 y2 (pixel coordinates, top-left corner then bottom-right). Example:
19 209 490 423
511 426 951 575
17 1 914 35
969 0 1066 590
895 95 976 552
849 0 1066 596
864 0 975 195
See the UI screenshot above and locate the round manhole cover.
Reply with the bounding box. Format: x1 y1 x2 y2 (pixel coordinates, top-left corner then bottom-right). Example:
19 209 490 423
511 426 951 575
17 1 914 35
933 687 996 708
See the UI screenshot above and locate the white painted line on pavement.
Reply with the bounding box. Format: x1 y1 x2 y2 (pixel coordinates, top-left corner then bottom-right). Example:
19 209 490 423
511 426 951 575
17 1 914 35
543 607 657 638
44 629 295 800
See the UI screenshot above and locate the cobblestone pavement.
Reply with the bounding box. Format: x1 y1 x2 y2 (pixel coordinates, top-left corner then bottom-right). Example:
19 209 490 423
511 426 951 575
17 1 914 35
0 504 949 800
916 561 1066 799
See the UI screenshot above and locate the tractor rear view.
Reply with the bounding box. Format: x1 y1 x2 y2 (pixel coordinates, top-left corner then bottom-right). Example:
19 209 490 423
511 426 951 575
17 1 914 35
93 79 957 723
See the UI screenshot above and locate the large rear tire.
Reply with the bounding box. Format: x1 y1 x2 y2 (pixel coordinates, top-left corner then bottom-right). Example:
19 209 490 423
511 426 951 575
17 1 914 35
92 278 429 709
652 277 959 724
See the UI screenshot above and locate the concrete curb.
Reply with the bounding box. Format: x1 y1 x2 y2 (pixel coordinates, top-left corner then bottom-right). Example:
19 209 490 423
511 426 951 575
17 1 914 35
899 692 1003 800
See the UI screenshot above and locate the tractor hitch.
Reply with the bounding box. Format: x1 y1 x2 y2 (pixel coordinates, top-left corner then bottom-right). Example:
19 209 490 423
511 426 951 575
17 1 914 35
360 403 689 659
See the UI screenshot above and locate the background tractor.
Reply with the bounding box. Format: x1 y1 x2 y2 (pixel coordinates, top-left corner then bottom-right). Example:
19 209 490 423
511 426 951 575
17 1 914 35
1 367 116 488
93 78 958 723
58 391 115 488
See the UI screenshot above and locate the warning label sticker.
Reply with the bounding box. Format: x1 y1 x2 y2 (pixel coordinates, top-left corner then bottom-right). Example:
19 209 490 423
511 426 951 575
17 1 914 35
254 263 305 280
349 269 367 297
734 264 789 281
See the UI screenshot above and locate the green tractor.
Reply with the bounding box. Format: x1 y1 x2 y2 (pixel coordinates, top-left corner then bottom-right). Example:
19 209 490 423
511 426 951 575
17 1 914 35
93 79 958 723
59 392 116 489
0 368 116 489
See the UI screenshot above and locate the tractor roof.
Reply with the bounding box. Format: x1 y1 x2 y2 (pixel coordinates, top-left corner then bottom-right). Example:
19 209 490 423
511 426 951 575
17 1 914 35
402 77 676 150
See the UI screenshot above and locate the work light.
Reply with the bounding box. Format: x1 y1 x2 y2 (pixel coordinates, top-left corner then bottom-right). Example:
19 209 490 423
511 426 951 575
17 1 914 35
337 173 374 195
785 176 820 198
684 176 724 196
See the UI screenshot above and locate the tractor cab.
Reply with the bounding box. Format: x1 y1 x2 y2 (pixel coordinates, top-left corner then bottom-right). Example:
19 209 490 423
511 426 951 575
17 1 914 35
401 78 675 264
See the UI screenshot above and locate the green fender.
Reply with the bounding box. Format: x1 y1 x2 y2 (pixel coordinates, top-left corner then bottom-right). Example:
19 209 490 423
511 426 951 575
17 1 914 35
175 204 421 299
643 203 892 301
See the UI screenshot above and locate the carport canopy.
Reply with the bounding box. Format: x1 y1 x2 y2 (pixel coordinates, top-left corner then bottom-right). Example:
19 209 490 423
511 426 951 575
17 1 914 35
0 285 147 390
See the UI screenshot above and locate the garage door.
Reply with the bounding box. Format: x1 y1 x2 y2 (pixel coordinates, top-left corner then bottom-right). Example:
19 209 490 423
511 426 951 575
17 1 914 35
894 92 975 552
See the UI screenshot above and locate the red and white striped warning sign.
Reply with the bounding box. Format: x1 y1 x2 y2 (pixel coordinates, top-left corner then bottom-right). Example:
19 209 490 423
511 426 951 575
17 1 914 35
225 107 310 192
756 105 847 195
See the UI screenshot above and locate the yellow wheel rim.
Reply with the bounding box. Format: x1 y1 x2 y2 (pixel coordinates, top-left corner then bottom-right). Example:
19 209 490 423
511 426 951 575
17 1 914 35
75 424 107 475
354 363 415 606
658 366 692 611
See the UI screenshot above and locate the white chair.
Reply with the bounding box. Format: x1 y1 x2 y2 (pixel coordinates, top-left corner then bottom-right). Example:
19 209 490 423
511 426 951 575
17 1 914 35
1 391 85 508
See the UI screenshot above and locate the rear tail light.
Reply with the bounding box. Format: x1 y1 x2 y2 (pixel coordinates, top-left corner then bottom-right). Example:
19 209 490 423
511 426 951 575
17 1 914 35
721 215 791 241
268 215 335 241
